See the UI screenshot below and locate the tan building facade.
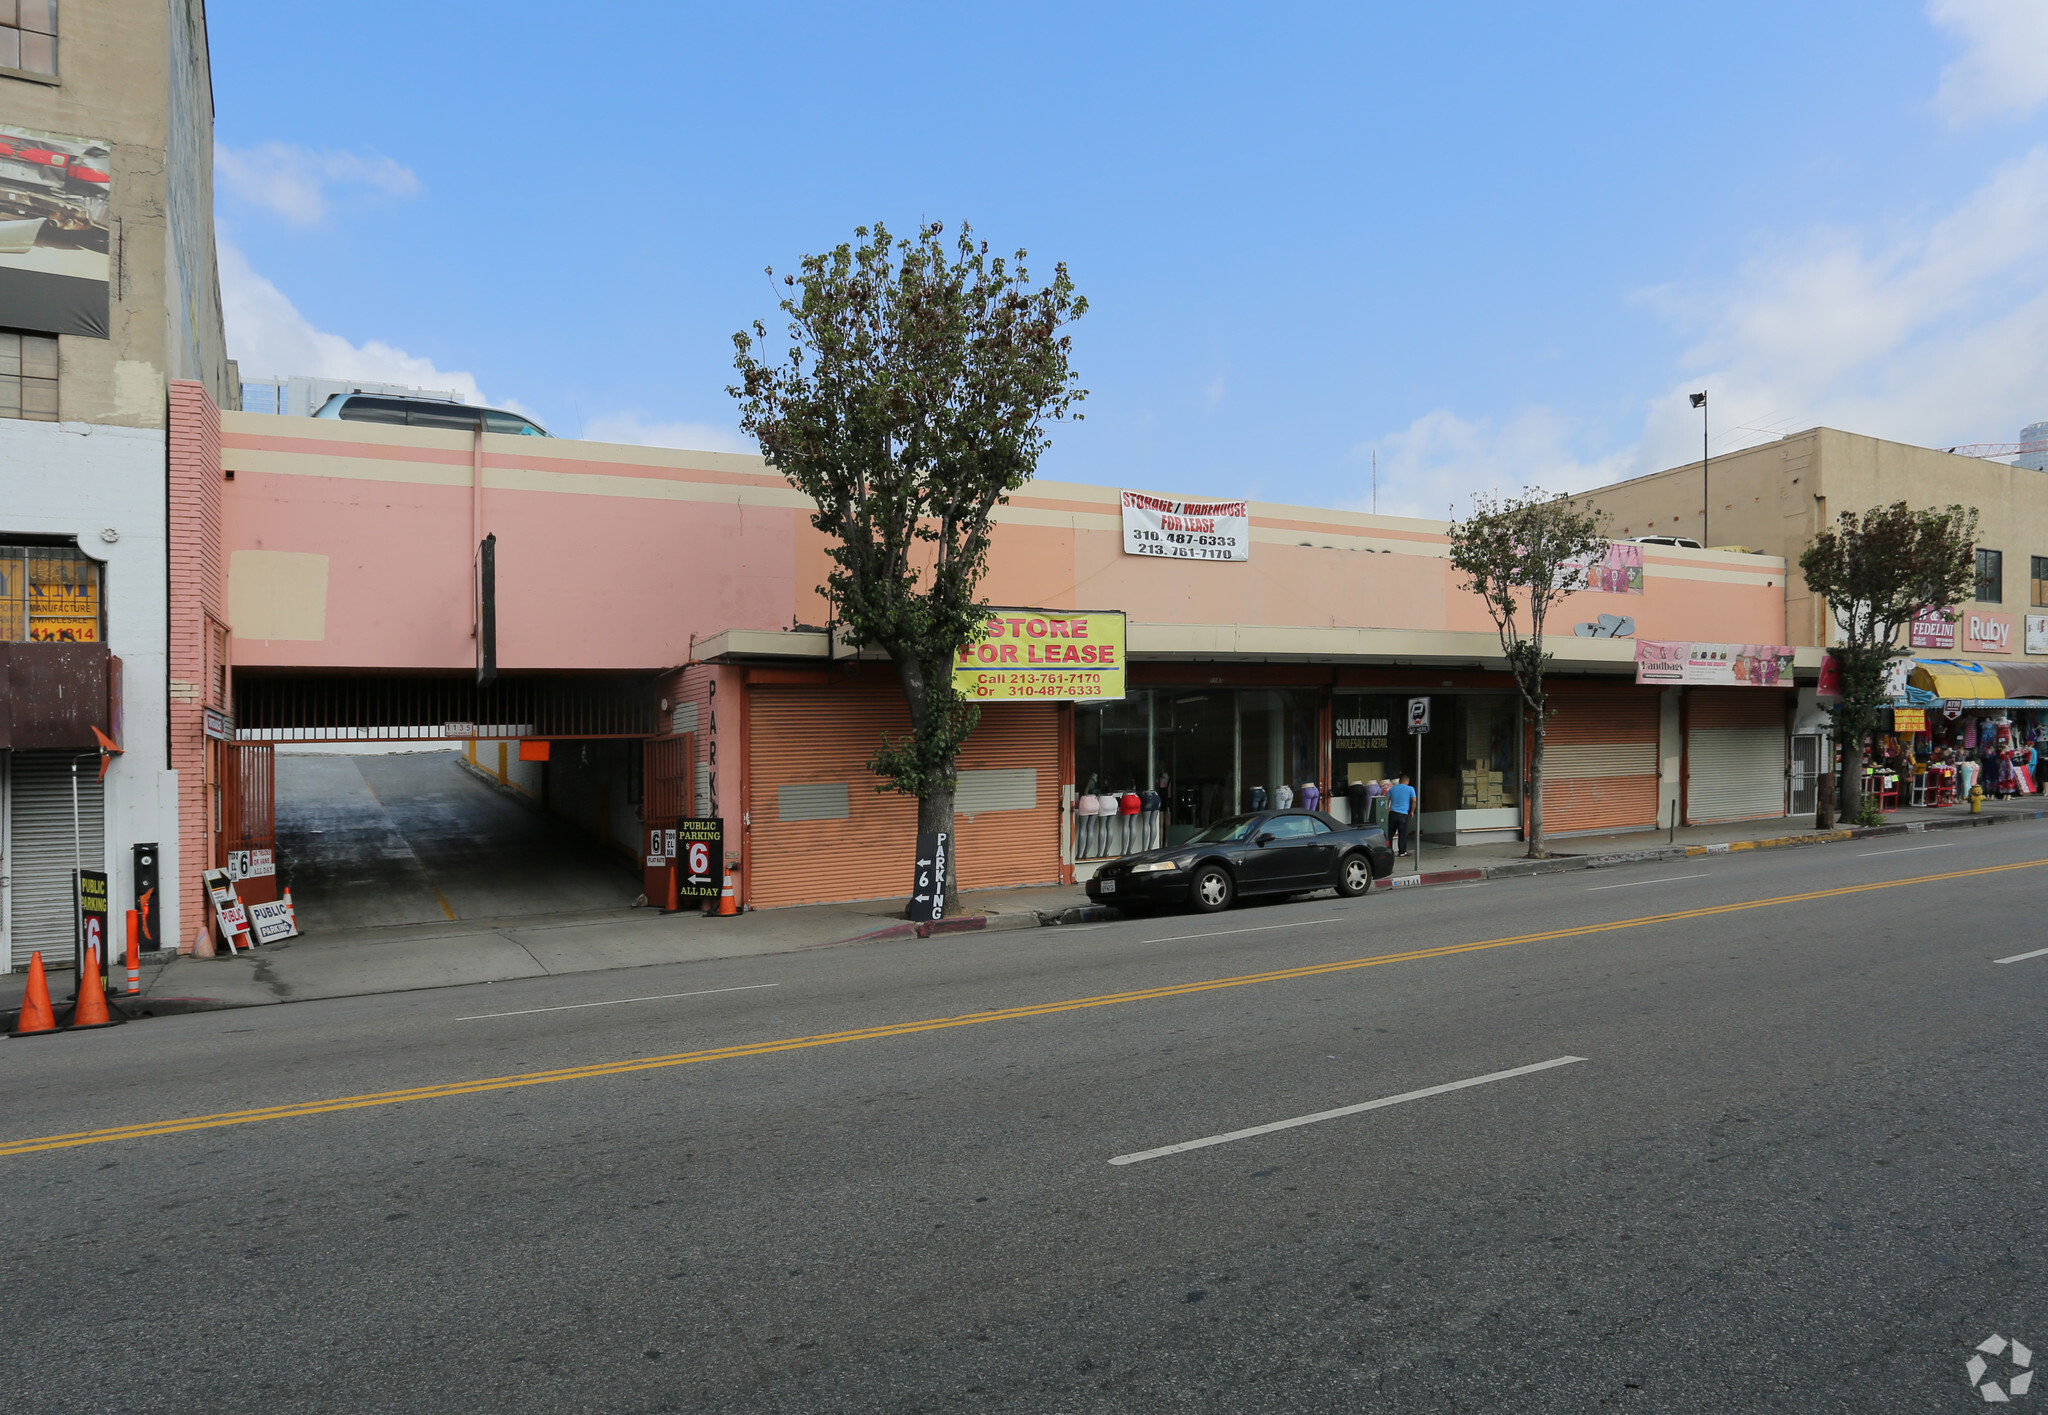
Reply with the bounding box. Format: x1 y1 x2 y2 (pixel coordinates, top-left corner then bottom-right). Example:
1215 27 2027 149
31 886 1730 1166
0 1 231 970
1582 427 2048 662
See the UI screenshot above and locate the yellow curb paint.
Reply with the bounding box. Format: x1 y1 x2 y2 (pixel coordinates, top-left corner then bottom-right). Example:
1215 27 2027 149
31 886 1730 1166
5 855 2044 1160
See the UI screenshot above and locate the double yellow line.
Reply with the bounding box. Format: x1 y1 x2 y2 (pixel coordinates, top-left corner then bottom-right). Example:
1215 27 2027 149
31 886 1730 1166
3 855 2040 1159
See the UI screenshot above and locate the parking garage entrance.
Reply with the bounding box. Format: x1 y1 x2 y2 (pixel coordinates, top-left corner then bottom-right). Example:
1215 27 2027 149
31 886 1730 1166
229 670 669 936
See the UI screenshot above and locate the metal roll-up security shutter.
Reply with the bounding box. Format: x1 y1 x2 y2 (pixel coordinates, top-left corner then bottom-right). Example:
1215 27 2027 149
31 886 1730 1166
1687 690 1787 823
952 704 1060 891
1537 694 1660 836
749 687 1060 909
8 751 105 970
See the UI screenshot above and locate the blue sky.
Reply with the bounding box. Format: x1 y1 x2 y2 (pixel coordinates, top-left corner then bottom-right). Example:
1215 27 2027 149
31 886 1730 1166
211 0 2048 516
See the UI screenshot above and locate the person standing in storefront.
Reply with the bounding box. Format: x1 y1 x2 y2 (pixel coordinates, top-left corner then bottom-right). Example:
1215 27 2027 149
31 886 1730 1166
1386 774 1417 858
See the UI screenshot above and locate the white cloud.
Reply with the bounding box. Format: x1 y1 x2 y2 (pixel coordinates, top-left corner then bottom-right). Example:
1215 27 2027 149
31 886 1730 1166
1929 0 2048 125
215 142 421 226
1354 407 1635 521
1658 144 2048 461
577 412 754 454
221 242 486 401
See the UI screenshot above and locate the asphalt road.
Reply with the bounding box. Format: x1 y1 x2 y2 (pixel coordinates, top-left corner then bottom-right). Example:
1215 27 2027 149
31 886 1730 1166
4 823 2046 1413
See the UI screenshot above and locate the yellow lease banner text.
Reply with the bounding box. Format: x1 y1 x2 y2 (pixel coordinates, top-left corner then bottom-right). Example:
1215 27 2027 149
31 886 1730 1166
953 609 1126 701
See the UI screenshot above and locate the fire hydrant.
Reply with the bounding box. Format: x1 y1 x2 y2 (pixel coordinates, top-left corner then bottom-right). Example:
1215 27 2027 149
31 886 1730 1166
1969 784 1985 814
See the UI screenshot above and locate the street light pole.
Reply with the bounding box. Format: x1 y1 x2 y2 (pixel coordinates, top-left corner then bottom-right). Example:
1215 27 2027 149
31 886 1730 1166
1689 391 1709 547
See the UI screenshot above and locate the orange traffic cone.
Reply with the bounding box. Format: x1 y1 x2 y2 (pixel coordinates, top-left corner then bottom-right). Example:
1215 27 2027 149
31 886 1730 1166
716 862 738 916
69 944 122 1030
10 952 59 1037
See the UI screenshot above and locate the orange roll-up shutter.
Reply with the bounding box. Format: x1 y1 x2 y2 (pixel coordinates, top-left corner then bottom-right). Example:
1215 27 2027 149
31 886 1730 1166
1536 692 1661 836
748 686 1060 909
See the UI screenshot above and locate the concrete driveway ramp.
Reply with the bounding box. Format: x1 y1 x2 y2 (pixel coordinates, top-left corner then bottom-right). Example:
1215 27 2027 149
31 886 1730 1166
275 750 638 933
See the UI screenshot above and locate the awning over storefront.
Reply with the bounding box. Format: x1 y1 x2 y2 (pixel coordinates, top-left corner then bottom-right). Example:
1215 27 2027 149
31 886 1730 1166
1909 659 2006 699
1993 662 2048 698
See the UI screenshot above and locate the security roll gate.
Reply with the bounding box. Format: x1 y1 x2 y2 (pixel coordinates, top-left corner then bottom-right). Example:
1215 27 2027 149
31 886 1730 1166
7 751 105 971
1536 694 1661 836
748 686 1061 909
1687 690 1787 824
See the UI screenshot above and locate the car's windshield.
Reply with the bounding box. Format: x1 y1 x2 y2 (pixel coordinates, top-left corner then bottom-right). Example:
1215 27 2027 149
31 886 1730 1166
1186 814 1260 844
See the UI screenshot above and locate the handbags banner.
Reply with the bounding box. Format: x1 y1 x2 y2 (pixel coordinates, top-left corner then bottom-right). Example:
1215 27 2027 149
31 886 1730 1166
1635 640 1794 686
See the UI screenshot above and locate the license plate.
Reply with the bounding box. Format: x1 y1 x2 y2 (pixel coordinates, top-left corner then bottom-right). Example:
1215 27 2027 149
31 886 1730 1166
1099 879 1116 893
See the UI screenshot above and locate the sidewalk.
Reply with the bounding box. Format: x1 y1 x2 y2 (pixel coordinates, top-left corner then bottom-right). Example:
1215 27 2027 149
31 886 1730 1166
0 883 1072 1021
1375 796 2048 889
6 799 2045 1027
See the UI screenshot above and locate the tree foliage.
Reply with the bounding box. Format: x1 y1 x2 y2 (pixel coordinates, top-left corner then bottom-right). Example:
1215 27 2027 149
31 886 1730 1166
1798 501 1978 819
1446 489 1609 858
729 221 1086 896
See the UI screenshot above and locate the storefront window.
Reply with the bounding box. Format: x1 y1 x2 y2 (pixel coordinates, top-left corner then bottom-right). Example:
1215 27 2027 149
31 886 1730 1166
1456 695 1521 811
1333 694 1397 787
0 543 101 642
1075 686 1322 847
1349 693 1520 817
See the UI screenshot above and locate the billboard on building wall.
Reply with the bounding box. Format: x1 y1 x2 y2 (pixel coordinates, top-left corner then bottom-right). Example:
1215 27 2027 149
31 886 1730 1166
1121 491 1250 561
0 123 111 338
1634 640 1794 686
1559 543 1644 594
953 610 1126 701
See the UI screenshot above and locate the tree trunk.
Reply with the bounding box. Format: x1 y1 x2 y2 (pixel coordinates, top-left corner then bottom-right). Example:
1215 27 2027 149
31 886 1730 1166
918 784 960 913
1838 748 1863 822
893 651 962 914
1527 695 1548 859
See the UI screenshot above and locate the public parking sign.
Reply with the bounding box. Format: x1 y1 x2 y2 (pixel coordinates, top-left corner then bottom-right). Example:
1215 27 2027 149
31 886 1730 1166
1408 697 1431 733
674 819 724 900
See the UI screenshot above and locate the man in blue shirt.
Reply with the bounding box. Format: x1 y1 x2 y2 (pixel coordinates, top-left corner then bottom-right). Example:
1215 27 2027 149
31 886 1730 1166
1385 775 1417 857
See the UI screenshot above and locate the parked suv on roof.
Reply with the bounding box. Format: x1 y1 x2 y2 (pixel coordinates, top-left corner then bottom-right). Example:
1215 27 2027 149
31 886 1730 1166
312 393 552 437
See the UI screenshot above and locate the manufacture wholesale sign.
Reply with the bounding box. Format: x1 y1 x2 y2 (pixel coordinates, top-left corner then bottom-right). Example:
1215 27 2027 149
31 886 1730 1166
1121 490 1250 561
1634 640 1795 686
953 610 1126 701
1893 708 1929 733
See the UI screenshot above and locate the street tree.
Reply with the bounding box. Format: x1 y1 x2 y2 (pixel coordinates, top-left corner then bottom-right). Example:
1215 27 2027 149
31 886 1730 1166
1446 488 1609 859
1798 501 1978 822
730 221 1086 909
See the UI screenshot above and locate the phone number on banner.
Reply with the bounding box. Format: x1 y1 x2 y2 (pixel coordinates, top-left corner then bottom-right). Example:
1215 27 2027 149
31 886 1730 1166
1126 535 1243 560
960 672 1119 700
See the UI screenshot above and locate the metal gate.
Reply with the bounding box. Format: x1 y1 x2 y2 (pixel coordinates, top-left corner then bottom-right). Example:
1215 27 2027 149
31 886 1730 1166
218 741 278 906
1686 690 1787 824
6 750 104 971
640 734 694 901
1536 694 1661 836
1790 734 1822 815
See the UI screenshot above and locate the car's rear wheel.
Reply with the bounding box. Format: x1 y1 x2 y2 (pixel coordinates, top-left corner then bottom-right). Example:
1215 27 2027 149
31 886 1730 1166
1337 852 1374 898
1190 864 1234 913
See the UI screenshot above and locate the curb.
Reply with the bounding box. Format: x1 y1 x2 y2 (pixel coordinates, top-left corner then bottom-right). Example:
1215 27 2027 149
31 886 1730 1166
1367 806 2048 894
818 910 1042 948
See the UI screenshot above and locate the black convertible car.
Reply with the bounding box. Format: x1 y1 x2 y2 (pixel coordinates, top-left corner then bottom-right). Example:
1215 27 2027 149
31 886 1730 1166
1084 809 1395 914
